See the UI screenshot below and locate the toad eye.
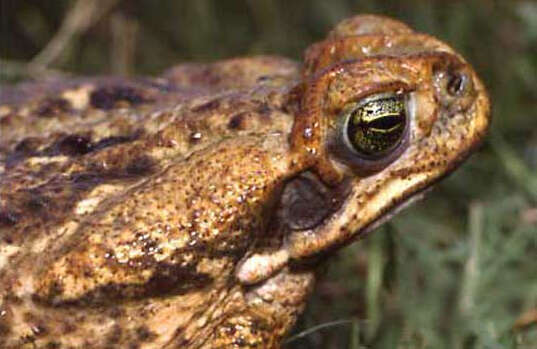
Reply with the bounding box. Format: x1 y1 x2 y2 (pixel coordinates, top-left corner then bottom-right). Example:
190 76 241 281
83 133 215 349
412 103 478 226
342 93 408 159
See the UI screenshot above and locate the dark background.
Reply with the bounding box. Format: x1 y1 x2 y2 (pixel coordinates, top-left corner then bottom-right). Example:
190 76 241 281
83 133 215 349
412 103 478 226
1 1 536 348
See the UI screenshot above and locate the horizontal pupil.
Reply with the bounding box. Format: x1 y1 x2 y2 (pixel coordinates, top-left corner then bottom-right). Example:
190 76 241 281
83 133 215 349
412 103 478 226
367 114 402 132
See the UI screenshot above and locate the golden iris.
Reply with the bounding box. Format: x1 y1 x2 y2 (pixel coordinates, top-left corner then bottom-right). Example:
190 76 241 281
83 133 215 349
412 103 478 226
346 95 406 158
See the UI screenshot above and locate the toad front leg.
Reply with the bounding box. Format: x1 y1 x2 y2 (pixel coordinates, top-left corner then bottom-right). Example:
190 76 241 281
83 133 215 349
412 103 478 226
193 269 313 349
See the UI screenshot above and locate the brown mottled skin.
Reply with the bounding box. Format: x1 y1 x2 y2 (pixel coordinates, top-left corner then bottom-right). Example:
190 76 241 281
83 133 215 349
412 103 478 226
0 15 489 348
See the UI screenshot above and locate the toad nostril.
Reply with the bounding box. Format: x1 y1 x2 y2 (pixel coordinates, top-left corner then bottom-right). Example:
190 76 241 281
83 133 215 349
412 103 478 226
447 72 467 96
432 64 476 114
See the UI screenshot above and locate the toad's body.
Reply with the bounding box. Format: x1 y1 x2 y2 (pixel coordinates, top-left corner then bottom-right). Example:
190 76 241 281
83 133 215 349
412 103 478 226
0 16 489 348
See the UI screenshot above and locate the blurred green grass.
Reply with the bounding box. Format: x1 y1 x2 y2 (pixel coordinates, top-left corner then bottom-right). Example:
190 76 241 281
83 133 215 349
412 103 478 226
1 1 536 348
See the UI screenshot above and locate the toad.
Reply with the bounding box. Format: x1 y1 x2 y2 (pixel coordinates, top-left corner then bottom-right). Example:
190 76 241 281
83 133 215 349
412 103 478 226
0 15 490 348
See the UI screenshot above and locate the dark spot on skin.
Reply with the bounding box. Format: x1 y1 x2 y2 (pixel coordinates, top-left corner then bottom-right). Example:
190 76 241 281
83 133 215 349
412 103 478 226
36 97 71 118
191 99 220 113
142 263 212 298
0 210 19 227
125 155 155 176
136 326 157 342
0 113 13 125
37 263 211 307
83 269 94 278
43 131 141 158
46 342 61 349
228 113 246 130
50 134 93 156
90 85 147 110
106 324 123 344
1 234 13 244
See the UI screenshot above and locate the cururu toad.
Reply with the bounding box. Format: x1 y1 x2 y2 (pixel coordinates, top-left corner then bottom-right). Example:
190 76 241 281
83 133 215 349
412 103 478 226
0 15 490 348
